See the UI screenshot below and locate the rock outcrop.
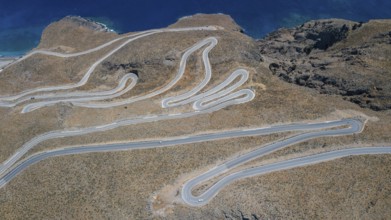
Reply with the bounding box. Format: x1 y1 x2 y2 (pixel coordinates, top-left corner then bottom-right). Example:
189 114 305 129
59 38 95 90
258 19 391 111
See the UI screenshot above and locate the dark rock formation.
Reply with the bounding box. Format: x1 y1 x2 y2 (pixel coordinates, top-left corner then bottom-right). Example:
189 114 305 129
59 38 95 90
102 61 142 71
102 61 142 77
258 19 391 111
222 209 262 220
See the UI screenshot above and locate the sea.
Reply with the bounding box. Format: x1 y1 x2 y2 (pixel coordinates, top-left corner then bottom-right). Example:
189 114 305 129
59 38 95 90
1 0 391 56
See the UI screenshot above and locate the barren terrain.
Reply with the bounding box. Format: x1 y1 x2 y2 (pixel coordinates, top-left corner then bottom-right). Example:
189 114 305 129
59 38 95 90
0 14 390 219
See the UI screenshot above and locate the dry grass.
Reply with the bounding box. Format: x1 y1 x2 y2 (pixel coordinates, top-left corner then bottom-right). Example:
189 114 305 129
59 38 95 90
0 15 390 219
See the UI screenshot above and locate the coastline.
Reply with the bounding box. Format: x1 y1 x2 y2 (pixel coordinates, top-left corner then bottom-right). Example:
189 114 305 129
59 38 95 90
0 16 118 72
0 56 18 70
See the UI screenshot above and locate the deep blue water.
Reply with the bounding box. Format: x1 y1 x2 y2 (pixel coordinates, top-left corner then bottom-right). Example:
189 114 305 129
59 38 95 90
1 0 391 56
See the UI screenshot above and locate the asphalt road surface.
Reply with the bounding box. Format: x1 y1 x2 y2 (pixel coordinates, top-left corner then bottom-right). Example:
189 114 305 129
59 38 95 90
0 118 365 185
182 146 391 206
0 33 255 175
0 25 389 207
0 26 219 111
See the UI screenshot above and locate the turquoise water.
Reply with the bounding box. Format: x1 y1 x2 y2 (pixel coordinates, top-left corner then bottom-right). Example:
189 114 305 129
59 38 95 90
1 0 391 56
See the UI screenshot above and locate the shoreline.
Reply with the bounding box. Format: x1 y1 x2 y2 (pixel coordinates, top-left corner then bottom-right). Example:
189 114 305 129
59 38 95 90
0 56 18 70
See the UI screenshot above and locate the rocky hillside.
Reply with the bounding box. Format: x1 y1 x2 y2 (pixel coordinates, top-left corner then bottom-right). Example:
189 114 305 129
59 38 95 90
258 19 391 111
0 14 390 220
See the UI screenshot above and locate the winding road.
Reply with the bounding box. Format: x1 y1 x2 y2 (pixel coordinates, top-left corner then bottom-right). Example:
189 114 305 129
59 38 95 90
0 26 219 112
0 119 362 187
0 24 389 208
182 146 391 206
0 35 255 175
